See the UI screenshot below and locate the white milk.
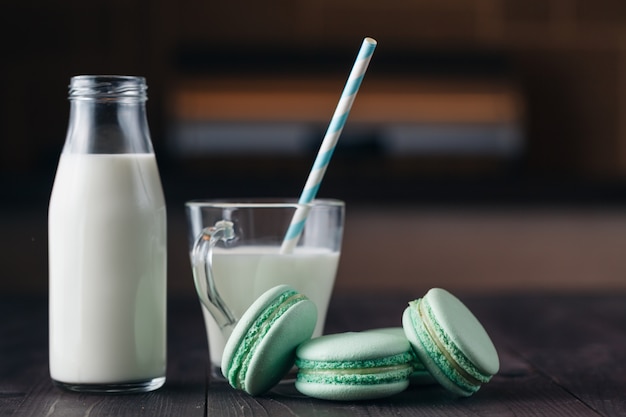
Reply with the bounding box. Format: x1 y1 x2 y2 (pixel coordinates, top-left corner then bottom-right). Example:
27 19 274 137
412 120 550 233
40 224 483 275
201 246 339 368
48 153 166 384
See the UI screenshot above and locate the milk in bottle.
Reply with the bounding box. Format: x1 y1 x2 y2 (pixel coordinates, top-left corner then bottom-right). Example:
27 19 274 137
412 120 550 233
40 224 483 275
48 76 166 393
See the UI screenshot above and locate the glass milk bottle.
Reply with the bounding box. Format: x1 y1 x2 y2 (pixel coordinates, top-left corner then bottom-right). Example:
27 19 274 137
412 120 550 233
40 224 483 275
48 76 167 393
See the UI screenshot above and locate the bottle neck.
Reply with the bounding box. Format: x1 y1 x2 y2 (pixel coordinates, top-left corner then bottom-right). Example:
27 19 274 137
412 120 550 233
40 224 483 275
63 76 153 155
69 75 147 101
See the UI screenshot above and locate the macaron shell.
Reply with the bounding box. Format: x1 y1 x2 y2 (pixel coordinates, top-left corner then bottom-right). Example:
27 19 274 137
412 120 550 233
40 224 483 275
424 288 499 376
296 380 410 401
221 285 293 374
296 331 410 361
243 297 317 395
221 284 317 395
402 307 472 397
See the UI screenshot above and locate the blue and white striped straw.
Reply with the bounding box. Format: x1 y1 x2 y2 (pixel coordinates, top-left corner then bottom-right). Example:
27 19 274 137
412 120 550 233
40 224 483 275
280 37 377 253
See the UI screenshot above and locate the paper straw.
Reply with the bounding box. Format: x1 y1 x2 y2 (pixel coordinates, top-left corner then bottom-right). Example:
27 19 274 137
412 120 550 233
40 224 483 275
280 37 377 253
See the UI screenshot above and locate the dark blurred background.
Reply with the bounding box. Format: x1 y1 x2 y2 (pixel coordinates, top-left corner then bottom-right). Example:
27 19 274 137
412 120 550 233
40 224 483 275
2 0 626 295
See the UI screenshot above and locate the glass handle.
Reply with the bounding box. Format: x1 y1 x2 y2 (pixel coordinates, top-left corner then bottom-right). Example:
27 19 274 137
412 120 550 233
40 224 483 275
191 220 237 330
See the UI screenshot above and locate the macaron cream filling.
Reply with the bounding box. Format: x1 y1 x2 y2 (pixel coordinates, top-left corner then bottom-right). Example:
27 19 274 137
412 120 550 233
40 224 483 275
410 298 491 393
296 352 413 385
225 289 307 390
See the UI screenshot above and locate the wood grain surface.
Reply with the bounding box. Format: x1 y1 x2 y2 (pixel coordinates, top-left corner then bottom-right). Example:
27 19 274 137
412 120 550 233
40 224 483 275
0 292 624 416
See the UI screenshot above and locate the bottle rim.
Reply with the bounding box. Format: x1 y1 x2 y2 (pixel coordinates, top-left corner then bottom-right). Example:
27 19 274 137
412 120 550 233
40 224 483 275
69 75 147 101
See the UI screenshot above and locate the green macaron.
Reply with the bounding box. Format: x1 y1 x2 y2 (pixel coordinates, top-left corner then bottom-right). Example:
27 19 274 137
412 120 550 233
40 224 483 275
221 284 317 396
295 331 414 401
402 288 499 397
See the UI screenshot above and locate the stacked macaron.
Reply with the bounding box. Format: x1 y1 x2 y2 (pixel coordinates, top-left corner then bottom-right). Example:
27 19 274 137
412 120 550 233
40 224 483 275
295 332 414 400
220 285 499 401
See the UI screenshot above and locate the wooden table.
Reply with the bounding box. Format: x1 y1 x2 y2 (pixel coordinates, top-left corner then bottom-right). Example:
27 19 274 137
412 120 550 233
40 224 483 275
1 291 624 416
